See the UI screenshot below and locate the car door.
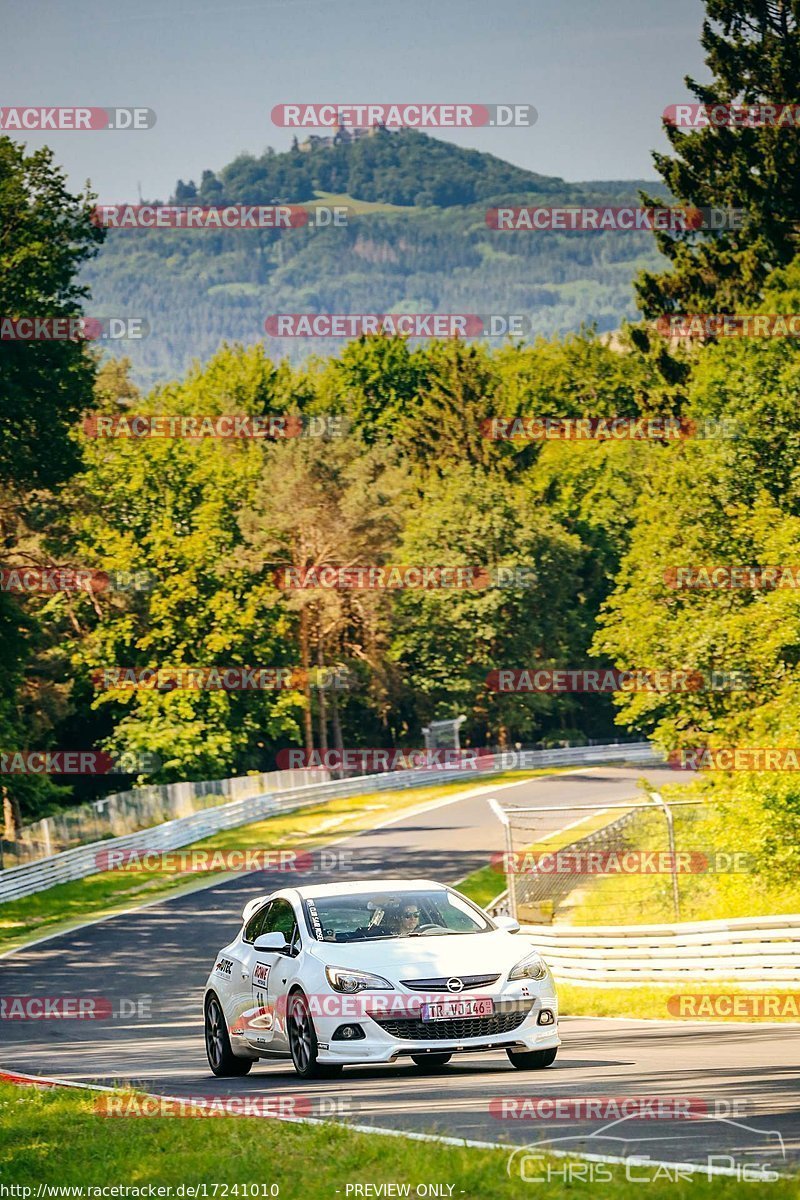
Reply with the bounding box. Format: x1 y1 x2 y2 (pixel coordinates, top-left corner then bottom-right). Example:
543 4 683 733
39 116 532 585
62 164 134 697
223 900 271 1044
244 898 299 1052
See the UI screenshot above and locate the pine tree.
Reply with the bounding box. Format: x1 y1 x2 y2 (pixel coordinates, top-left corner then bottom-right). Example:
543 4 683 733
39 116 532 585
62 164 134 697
636 0 800 320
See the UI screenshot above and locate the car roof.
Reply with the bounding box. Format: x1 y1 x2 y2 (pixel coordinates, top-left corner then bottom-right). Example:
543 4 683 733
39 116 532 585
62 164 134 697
289 878 448 899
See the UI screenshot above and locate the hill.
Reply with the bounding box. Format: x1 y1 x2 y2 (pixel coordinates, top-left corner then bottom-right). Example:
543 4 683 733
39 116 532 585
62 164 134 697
83 130 668 384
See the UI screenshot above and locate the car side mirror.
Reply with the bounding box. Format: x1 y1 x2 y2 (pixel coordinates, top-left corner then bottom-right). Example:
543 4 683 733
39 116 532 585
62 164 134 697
495 915 521 934
254 932 289 953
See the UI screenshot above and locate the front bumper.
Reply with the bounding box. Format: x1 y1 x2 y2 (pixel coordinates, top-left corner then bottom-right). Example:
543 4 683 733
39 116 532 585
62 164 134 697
314 992 559 1064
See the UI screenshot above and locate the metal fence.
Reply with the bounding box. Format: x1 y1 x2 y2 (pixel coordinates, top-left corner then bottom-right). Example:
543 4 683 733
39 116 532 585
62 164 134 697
508 807 642 922
0 741 656 903
1 768 332 867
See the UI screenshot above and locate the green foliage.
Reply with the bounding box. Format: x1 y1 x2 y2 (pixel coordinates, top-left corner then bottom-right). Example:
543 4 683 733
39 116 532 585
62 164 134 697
636 0 800 317
0 137 104 821
0 137 103 489
61 346 306 781
389 464 585 744
195 128 567 209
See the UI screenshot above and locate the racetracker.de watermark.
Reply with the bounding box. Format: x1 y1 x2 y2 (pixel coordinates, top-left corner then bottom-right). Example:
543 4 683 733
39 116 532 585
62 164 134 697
486 206 742 231
91 666 352 691
94 1094 357 1118
0 751 160 775
490 1096 747 1120
667 993 800 1019
273 564 536 589
92 204 347 229
0 107 155 131
0 317 148 341
665 566 800 589
490 850 753 875
0 995 151 1020
94 848 354 873
264 314 531 338
668 747 800 771
275 748 489 771
271 102 537 127
487 668 751 692
481 416 739 441
664 102 800 128
0 568 151 593
82 414 344 439
656 314 800 338
230 992 544 1023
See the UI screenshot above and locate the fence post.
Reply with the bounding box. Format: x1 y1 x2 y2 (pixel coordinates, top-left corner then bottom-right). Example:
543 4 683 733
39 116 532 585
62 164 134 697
649 790 680 921
487 797 517 920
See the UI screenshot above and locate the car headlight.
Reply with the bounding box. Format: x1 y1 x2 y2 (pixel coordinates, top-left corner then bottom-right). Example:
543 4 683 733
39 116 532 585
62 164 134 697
325 966 394 994
508 952 549 981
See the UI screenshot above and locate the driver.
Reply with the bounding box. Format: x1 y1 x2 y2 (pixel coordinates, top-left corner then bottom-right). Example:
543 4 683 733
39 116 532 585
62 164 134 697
387 903 420 936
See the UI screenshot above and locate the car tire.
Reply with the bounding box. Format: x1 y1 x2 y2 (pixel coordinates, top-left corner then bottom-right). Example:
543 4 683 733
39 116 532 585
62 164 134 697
506 1046 557 1070
205 993 253 1077
288 991 343 1079
410 1053 452 1070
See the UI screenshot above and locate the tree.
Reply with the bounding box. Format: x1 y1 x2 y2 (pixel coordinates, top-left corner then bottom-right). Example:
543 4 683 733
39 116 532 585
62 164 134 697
594 265 800 751
0 137 104 489
237 433 410 753
62 346 301 782
0 136 104 821
636 0 800 319
389 465 584 745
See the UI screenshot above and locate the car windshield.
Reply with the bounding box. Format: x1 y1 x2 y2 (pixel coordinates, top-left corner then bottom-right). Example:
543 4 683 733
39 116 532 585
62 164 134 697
302 888 493 943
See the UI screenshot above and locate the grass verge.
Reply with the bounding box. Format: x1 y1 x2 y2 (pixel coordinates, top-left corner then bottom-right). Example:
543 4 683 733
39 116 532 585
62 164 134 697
565 788 800 925
556 981 800 1023
1 1082 795 1197
0 769 552 955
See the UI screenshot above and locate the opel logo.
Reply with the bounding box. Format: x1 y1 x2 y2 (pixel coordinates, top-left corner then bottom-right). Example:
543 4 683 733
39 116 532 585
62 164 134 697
446 977 464 993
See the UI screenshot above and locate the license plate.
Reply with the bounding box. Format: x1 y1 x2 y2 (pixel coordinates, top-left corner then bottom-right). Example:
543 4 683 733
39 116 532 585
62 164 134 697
420 997 494 1022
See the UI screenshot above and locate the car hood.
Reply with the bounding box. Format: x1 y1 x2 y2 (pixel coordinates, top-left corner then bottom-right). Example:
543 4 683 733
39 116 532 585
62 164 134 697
307 930 539 981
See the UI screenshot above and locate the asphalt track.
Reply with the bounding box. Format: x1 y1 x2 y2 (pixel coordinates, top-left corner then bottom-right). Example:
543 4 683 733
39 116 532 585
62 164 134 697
1 766 799 1177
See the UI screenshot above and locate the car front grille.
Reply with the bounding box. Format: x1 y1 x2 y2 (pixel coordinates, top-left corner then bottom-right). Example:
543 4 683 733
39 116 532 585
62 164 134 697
399 974 501 991
370 1004 532 1041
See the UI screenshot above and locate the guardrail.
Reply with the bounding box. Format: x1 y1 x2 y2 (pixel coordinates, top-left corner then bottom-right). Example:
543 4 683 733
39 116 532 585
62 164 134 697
2 766 335 865
523 915 800 985
0 741 657 903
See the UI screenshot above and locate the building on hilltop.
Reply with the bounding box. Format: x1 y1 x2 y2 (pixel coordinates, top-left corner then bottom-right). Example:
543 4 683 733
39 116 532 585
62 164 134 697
298 120 391 153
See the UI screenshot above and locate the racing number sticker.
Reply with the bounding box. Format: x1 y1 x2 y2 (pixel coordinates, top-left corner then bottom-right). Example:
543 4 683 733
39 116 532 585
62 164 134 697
253 961 271 1021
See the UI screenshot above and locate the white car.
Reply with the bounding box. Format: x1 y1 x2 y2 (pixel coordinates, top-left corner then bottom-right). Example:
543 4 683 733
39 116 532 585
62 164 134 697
203 878 559 1079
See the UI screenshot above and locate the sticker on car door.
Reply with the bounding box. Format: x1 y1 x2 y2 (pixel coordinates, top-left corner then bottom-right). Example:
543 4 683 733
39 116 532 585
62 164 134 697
252 961 273 1029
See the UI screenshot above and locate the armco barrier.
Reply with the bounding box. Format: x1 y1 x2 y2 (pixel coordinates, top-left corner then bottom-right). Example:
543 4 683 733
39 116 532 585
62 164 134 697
0 741 657 903
3 766 335 863
524 915 800 985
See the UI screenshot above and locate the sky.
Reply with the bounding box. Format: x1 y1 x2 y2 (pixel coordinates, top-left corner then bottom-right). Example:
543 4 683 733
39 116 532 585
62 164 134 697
1 0 708 202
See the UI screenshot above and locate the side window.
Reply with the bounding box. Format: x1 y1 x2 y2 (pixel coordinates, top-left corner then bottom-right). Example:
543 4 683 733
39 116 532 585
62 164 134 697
263 898 296 943
243 902 270 944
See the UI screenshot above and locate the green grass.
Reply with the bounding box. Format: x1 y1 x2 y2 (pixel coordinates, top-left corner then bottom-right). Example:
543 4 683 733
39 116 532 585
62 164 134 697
312 189 421 215
564 800 800 926
557 982 800 1023
1 1083 795 1197
456 862 505 908
0 770 552 954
